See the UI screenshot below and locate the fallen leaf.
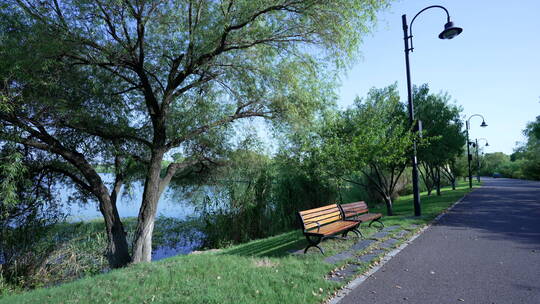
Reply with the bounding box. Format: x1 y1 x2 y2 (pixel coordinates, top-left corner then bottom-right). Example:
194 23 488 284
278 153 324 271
395 285 402 289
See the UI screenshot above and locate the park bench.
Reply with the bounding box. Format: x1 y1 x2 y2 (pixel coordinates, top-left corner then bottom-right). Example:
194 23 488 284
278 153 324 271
298 204 361 254
339 201 384 237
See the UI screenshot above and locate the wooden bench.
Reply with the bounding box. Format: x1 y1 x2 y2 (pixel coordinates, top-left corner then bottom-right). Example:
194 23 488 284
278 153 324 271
339 201 383 237
298 204 361 254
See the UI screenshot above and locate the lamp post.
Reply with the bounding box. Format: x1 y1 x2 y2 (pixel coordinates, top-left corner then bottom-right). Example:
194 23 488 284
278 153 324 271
465 114 487 188
402 5 463 216
475 138 489 182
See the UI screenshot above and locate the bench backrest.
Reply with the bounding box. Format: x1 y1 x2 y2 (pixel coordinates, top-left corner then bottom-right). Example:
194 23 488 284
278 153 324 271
340 201 369 218
298 204 343 231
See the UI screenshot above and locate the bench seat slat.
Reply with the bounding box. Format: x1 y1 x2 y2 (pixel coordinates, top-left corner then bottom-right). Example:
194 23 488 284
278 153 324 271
305 220 359 236
352 213 382 222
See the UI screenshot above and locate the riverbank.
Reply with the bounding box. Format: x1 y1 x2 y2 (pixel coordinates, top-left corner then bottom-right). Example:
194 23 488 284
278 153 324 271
0 216 204 293
0 182 477 303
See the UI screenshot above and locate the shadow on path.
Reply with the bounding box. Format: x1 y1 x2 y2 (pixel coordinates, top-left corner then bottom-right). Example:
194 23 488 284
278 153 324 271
435 178 540 249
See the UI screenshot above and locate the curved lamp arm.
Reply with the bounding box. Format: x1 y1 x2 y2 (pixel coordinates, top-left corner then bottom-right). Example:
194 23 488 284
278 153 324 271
466 114 487 129
478 138 489 146
407 5 451 51
410 5 450 37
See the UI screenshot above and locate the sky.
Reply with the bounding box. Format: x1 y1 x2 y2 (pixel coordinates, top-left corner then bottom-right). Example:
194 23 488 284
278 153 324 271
337 0 540 155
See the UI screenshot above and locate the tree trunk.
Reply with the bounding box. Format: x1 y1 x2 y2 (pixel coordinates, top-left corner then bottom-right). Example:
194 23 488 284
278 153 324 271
436 167 441 196
383 195 393 216
96 190 131 268
131 150 164 263
451 179 456 190
68 152 131 268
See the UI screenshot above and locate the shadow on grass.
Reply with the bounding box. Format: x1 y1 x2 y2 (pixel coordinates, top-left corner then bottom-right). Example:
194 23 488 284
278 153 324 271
222 231 306 257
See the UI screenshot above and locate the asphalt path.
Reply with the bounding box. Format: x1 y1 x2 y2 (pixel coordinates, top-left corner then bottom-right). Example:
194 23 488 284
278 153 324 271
339 178 540 304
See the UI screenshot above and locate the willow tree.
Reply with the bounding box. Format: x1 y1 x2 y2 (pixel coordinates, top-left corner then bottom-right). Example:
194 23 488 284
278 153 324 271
1 0 389 266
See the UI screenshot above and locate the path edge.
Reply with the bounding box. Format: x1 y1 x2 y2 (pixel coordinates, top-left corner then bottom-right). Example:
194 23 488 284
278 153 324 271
326 190 473 304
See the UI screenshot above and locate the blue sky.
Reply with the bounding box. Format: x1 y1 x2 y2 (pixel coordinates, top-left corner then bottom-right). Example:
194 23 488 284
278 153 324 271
338 0 540 154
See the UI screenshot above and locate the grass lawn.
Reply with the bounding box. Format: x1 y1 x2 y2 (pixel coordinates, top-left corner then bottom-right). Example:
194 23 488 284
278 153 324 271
0 182 478 304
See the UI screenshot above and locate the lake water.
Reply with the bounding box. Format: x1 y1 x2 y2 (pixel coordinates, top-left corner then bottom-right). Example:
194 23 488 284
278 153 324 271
62 175 198 222
58 174 206 260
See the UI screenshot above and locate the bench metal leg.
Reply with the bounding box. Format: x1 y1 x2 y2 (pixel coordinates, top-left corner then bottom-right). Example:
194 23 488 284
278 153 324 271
352 228 363 238
368 219 384 229
304 235 324 255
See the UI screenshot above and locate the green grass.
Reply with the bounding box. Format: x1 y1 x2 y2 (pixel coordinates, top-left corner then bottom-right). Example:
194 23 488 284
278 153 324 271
0 181 478 304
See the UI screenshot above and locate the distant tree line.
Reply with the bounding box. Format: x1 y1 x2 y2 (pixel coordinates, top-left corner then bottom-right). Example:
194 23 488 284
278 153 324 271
479 116 540 180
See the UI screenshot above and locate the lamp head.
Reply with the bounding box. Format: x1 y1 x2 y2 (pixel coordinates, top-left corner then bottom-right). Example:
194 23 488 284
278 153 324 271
439 21 463 39
480 121 488 127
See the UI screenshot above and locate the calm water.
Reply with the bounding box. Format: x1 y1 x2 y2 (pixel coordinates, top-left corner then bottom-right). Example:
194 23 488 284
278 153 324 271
59 174 206 260
62 174 198 222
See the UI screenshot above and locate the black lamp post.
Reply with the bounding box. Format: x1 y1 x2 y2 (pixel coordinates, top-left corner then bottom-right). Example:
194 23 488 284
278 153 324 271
475 138 489 182
465 114 487 188
402 5 463 216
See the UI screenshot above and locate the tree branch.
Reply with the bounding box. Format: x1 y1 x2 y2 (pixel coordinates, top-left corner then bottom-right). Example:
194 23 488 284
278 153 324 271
40 164 93 194
166 108 272 150
158 159 200 195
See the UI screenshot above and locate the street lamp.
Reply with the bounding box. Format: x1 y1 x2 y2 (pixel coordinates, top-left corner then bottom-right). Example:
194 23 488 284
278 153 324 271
465 114 487 188
475 138 489 182
402 5 463 216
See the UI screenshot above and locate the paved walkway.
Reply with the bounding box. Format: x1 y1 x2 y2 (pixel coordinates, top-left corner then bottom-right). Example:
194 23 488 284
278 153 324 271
339 178 540 304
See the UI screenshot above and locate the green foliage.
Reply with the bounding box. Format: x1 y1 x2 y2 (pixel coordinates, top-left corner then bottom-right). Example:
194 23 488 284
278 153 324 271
518 116 540 180
415 84 465 166
197 149 274 247
0 150 25 209
318 84 413 214
485 116 540 180
195 144 340 248
413 84 465 193
0 146 67 288
479 152 511 176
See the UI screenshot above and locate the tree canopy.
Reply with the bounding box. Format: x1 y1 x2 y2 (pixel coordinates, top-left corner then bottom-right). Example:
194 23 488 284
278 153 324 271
414 84 465 194
0 0 390 266
318 84 412 215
